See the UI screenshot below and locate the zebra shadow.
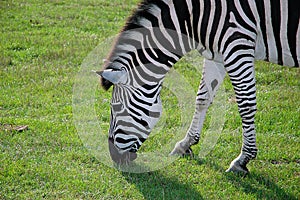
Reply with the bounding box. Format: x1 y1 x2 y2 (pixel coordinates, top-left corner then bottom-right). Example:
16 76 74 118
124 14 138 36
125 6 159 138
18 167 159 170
121 158 297 199
196 158 298 200
122 170 203 200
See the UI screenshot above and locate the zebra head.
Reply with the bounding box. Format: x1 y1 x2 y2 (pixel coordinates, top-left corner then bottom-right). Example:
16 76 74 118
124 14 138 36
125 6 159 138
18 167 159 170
97 66 163 164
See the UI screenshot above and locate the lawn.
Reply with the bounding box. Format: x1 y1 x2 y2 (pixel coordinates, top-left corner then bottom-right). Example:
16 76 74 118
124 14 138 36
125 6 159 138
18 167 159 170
0 0 299 199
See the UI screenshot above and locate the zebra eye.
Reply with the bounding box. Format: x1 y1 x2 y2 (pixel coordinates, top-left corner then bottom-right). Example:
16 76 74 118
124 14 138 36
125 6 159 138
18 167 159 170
111 102 124 112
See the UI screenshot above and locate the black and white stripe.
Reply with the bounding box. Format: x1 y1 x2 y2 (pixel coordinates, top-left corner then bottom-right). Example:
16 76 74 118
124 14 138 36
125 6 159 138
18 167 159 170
97 0 299 170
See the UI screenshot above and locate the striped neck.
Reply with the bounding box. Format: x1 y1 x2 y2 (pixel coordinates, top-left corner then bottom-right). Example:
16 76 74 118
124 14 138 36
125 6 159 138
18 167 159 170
102 0 200 90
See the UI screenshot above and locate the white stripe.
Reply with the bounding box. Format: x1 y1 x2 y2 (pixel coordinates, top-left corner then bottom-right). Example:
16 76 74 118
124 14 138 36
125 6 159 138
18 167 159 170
115 140 136 149
139 18 180 63
197 0 205 49
117 44 137 54
116 55 130 66
119 48 156 87
117 126 148 139
185 20 193 49
145 35 158 58
225 49 255 65
141 36 168 78
186 0 193 15
221 36 254 60
227 61 253 77
280 1 295 66
186 0 195 48
297 20 300 66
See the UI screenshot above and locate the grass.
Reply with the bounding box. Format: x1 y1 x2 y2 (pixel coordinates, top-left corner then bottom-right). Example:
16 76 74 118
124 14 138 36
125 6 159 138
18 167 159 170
0 0 299 199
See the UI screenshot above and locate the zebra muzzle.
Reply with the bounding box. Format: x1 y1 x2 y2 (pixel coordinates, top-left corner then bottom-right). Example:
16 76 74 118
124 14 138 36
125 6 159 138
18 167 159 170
108 137 137 165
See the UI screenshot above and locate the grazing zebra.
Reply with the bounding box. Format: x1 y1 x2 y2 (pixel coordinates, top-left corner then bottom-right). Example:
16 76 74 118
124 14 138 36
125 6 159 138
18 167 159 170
96 0 300 173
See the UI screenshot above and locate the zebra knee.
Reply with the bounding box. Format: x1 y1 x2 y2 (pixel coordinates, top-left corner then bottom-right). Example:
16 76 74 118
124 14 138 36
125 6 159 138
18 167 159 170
196 78 220 109
195 90 211 109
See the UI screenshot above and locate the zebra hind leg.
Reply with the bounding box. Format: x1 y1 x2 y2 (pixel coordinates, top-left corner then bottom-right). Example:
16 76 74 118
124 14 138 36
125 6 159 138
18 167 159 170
225 122 258 175
224 51 258 174
169 103 208 158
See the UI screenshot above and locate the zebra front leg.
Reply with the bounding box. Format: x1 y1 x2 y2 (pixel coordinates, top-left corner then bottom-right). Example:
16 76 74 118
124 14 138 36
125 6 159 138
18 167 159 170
170 95 209 157
170 59 226 157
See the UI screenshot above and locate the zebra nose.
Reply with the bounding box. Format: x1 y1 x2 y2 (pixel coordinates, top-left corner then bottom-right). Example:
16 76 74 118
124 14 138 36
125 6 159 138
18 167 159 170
108 138 137 164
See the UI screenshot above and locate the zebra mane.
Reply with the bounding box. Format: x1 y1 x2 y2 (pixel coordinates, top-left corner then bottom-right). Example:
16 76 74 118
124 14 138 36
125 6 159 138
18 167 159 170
101 0 162 90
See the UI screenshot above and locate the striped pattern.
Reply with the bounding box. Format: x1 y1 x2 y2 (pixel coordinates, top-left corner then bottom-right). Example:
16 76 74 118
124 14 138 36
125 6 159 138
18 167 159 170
98 0 299 168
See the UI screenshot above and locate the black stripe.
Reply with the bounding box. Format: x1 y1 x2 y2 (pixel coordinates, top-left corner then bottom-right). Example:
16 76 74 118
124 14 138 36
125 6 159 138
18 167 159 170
129 98 150 116
197 90 208 96
142 6 178 57
236 96 256 103
222 34 255 55
233 2 256 34
240 0 256 26
173 0 193 52
234 82 256 93
156 0 176 31
138 84 161 98
208 0 222 58
230 71 253 82
200 0 211 49
129 113 149 128
236 90 256 98
132 92 153 106
192 0 200 43
255 0 269 60
127 51 161 84
287 0 300 67
115 127 148 143
117 120 148 134
226 61 253 74
225 54 254 69
143 32 176 69
270 0 283 65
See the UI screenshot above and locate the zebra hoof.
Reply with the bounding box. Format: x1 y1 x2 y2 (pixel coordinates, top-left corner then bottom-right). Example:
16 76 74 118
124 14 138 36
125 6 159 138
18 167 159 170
170 143 193 158
183 147 194 158
225 160 249 175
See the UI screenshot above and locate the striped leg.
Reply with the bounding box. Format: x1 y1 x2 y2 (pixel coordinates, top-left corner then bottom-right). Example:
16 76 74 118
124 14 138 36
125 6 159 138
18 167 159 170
170 59 226 156
224 42 258 174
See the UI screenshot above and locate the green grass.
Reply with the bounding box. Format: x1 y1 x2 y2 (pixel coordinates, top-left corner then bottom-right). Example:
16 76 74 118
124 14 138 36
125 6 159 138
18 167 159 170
1 0 299 199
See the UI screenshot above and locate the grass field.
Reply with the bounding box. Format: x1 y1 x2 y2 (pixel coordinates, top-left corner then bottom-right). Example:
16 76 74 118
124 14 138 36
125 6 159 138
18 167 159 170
0 0 299 199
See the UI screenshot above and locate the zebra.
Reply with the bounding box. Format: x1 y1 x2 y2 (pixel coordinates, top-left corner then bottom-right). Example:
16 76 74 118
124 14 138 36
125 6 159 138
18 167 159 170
96 0 300 173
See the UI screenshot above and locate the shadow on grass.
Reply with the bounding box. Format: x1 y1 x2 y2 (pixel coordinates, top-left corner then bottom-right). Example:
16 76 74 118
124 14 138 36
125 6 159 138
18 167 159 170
198 158 298 200
122 170 203 200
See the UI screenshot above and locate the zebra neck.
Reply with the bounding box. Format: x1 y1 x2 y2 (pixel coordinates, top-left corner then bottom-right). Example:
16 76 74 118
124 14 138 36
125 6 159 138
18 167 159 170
108 1 200 85
109 28 184 86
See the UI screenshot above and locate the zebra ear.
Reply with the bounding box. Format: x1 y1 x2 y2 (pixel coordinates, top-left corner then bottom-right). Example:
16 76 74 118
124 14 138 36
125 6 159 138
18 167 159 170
96 69 127 85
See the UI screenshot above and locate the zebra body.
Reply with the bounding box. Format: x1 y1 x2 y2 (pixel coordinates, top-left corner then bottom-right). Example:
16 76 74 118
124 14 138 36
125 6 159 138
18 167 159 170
97 0 300 172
